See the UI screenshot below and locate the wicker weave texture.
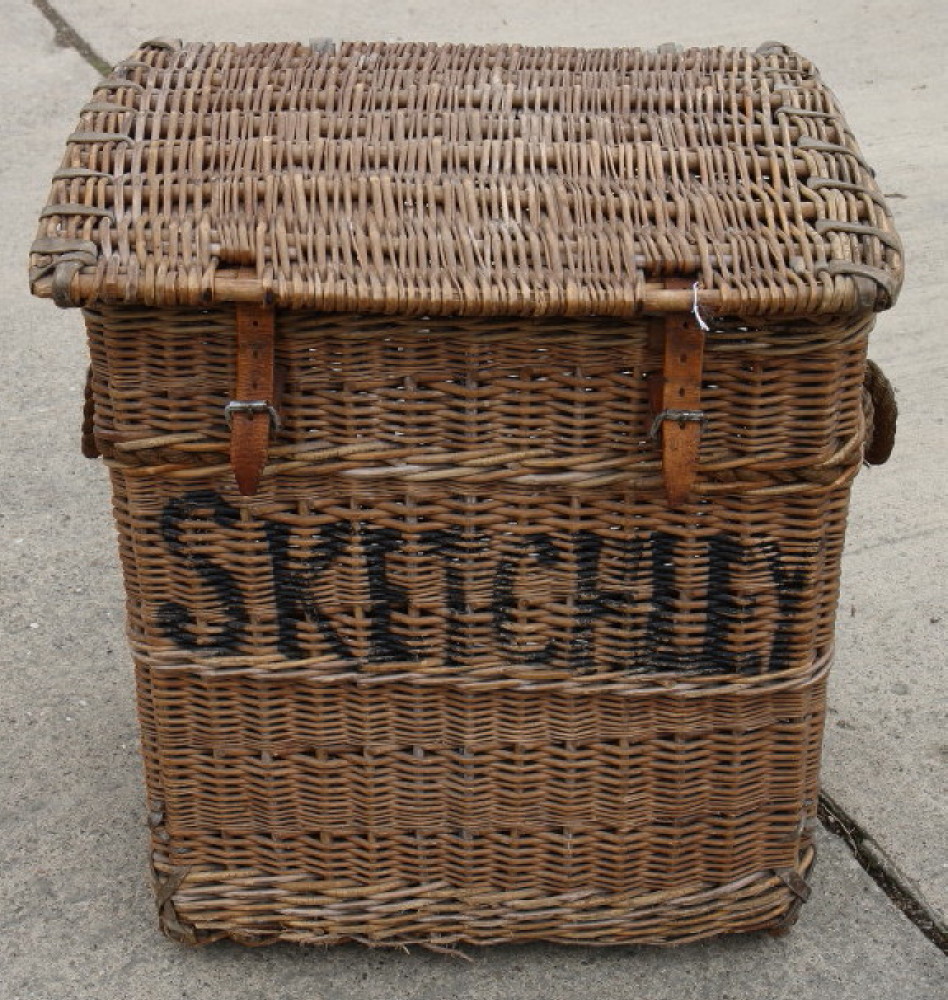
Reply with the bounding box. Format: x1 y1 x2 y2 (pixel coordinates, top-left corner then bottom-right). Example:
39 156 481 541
145 672 824 945
92 307 867 687
31 40 902 315
84 303 862 944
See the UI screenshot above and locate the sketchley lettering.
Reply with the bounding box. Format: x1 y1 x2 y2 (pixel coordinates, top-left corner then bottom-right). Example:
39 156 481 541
156 490 811 676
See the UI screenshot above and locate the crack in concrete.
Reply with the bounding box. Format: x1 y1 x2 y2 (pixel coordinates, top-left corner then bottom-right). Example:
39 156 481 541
819 791 947 953
31 0 111 75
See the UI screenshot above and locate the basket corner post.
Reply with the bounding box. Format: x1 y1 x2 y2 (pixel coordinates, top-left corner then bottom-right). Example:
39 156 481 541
767 845 818 938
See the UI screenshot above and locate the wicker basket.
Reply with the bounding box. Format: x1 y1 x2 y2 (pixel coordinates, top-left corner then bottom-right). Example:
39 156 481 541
30 40 901 947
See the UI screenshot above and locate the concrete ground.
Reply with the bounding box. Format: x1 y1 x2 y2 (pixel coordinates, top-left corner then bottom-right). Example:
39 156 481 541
1 1 944 996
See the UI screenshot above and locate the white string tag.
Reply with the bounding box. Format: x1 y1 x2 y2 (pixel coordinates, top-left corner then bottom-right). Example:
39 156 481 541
692 281 710 333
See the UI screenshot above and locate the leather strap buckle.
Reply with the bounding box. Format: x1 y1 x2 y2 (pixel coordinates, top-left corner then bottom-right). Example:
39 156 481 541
648 408 706 442
224 400 281 430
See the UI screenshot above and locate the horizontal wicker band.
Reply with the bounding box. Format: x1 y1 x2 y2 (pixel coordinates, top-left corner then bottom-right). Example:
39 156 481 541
135 634 833 697
31 267 892 315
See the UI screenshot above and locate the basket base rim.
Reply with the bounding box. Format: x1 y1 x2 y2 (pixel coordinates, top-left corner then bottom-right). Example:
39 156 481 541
155 846 816 948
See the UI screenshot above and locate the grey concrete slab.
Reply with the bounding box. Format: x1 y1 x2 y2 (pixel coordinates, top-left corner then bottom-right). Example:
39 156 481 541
42 0 948 82
825 525 948 926
3 2 945 997
814 3 948 924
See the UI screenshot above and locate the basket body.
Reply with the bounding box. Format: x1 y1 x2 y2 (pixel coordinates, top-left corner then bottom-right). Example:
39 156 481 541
30 39 902 947
86 305 868 944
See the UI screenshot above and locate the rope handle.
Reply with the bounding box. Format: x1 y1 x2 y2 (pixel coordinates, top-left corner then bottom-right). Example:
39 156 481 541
863 359 897 465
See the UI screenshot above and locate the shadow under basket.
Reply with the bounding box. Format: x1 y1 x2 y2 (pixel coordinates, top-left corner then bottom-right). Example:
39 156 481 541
29 39 901 947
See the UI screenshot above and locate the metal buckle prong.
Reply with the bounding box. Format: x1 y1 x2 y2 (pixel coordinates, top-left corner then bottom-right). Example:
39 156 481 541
224 400 281 431
648 408 707 442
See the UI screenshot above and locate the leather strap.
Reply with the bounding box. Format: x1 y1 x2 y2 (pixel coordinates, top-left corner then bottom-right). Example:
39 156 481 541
230 303 277 495
651 280 706 506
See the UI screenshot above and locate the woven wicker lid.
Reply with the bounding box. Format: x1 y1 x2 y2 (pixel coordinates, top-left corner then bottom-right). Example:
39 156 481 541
30 39 902 316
